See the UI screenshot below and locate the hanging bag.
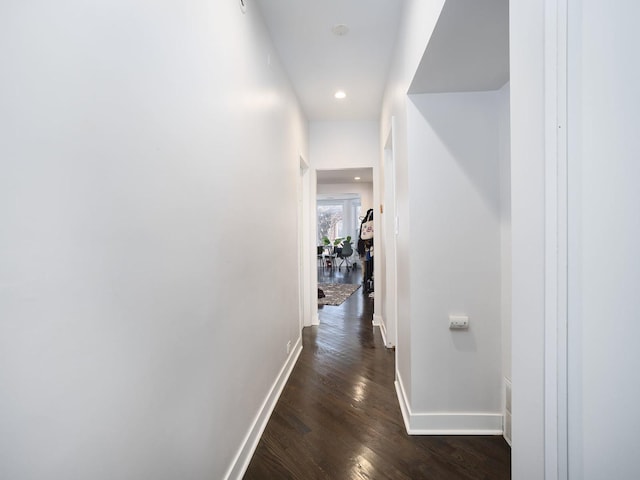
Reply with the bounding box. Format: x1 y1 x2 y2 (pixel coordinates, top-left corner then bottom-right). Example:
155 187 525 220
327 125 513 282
360 209 374 240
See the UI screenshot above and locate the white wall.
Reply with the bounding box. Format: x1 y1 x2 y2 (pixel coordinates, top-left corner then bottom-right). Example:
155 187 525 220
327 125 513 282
511 2 640 477
310 120 378 325
381 0 511 438
405 92 503 430
317 183 373 213
310 121 378 170
567 1 640 478
498 82 512 443
510 0 546 476
0 2 307 479
381 124 398 348
380 0 447 405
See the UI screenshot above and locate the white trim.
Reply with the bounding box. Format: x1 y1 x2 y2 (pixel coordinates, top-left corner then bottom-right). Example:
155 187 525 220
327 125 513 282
374 315 395 350
543 0 559 476
406 415 503 436
503 377 513 446
556 0 569 475
223 338 303 480
372 163 381 330
395 370 412 433
503 412 513 447
310 168 319 329
376 315 389 347
394 371 503 435
298 155 310 331
299 155 310 171
544 0 569 478
383 116 399 348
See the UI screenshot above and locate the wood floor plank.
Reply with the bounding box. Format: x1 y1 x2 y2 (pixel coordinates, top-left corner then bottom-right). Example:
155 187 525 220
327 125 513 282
244 268 511 479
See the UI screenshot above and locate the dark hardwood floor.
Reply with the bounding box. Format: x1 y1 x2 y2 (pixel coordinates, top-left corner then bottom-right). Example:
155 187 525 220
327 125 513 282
317 261 362 285
244 267 511 479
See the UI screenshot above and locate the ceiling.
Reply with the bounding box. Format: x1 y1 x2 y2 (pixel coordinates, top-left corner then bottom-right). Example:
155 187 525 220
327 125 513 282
253 0 509 188
316 168 373 185
409 0 509 94
253 0 405 121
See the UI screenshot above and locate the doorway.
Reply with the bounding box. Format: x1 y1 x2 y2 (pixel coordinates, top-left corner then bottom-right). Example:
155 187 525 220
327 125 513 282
317 193 362 285
314 168 374 322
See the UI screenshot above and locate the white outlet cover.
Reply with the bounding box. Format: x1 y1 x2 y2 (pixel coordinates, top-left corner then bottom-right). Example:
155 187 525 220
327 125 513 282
449 315 469 329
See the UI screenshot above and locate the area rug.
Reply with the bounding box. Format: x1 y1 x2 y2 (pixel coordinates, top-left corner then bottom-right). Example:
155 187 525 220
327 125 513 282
318 283 361 306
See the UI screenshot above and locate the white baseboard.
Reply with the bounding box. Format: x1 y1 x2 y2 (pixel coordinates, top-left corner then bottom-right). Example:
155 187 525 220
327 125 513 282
373 315 394 349
378 318 388 347
311 312 319 326
224 338 303 480
503 377 512 446
503 411 512 446
395 370 503 435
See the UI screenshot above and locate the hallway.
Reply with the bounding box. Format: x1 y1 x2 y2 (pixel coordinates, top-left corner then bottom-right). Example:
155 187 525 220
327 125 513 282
244 270 511 479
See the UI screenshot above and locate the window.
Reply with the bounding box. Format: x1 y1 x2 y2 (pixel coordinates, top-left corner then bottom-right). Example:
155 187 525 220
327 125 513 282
317 196 361 245
317 204 343 244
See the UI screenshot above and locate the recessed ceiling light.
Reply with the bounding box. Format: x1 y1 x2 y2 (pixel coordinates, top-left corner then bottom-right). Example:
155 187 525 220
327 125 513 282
332 24 349 36
334 90 346 100
354 176 361 180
